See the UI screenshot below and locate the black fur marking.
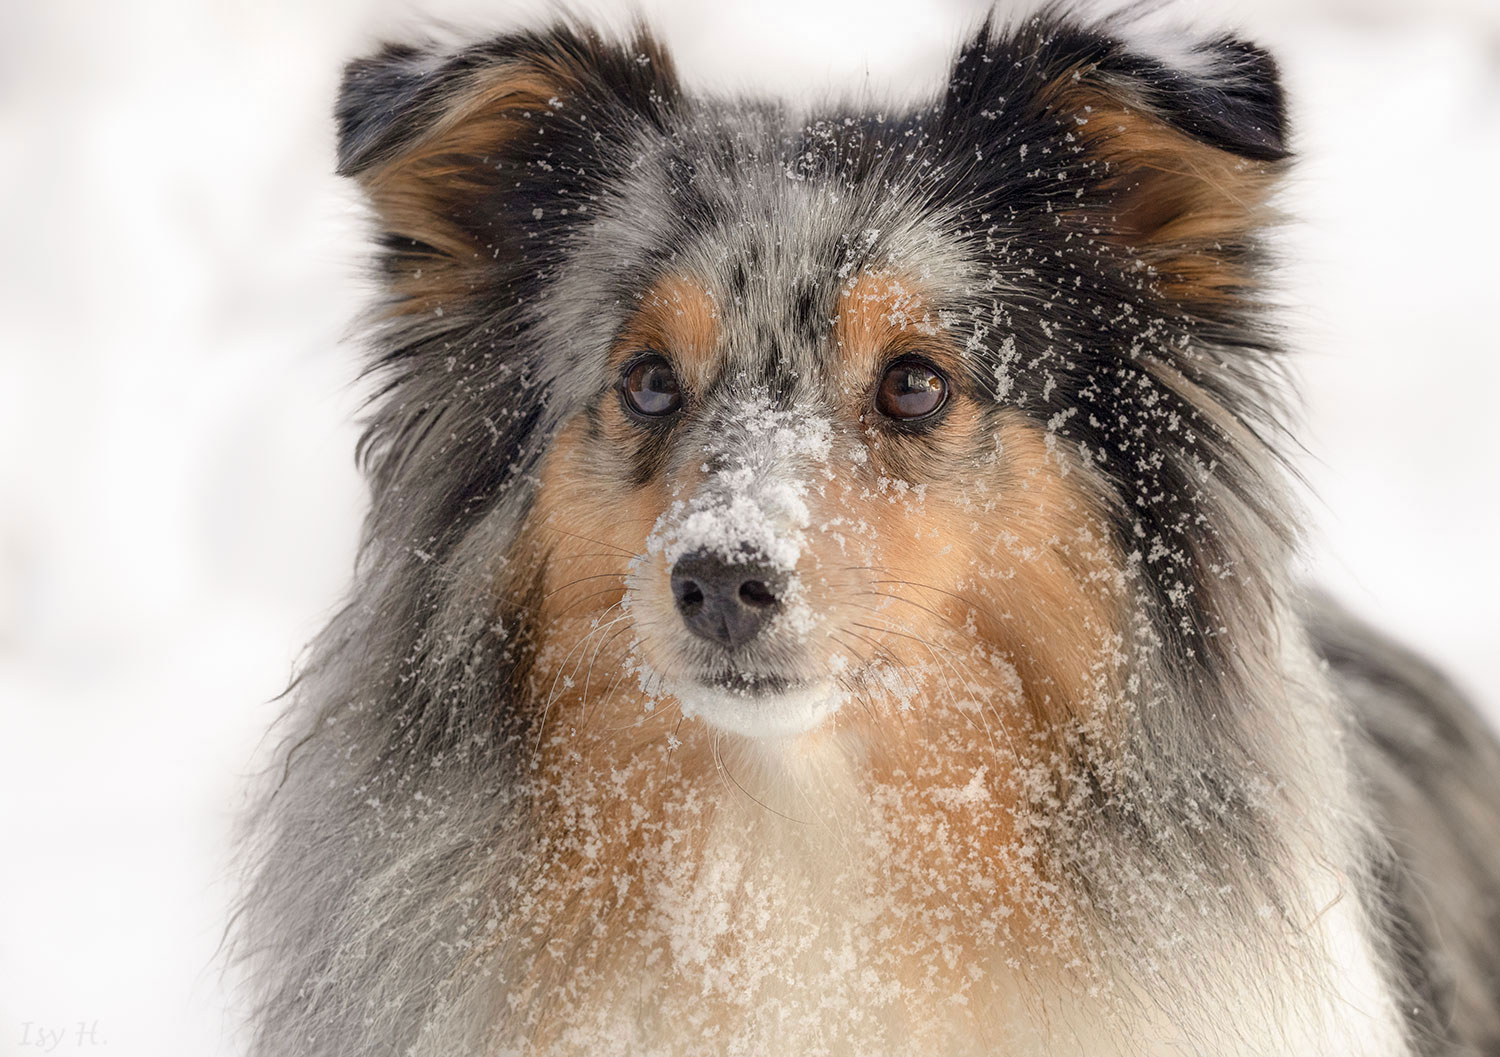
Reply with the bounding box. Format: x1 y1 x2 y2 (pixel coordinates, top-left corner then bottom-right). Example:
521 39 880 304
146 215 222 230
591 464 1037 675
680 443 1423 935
793 286 818 339
629 429 674 487
1095 36 1288 162
336 43 445 177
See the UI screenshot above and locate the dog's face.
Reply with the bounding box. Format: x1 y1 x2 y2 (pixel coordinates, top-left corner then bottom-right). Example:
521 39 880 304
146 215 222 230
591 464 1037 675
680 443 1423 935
337 17 1290 746
528 250 1118 739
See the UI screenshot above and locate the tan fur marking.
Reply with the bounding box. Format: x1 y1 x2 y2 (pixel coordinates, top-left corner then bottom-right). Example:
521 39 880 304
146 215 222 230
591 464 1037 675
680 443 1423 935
822 411 1126 737
827 272 1126 734
966 416 1127 726
352 63 581 317
1045 71 1281 303
831 270 950 382
516 418 659 642
611 276 721 392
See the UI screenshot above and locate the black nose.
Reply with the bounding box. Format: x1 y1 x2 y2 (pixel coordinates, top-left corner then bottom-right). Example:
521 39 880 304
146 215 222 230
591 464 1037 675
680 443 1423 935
670 549 785 650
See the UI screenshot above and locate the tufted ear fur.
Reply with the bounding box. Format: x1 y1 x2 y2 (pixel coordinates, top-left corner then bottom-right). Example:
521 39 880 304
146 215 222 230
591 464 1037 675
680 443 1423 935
335 24 680 314
942 16 1289 305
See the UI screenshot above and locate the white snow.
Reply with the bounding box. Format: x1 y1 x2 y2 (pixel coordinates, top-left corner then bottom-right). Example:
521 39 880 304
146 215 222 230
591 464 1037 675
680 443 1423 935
646 397 833 571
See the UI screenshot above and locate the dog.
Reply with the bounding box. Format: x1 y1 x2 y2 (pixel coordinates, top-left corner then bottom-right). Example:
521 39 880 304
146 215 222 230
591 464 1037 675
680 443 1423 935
237 9 1500 1055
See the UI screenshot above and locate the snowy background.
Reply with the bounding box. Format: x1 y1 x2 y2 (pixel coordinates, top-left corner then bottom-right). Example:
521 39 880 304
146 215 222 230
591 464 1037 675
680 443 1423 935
1 0 1496 1054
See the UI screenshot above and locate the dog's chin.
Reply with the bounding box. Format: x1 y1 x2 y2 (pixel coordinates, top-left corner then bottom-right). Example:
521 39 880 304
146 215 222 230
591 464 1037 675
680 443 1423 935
669 670 844 740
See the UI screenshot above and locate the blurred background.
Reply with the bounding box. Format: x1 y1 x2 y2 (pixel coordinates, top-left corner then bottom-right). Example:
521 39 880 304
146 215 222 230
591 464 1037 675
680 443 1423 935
1 0 1496 1053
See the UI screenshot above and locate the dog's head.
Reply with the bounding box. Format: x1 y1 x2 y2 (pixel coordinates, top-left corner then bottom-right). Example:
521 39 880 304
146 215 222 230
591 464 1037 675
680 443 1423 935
337 15 1290 745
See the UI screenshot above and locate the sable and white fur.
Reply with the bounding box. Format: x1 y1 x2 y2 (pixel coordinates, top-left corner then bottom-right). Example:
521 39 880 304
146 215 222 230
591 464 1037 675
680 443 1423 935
237 9 1500 1056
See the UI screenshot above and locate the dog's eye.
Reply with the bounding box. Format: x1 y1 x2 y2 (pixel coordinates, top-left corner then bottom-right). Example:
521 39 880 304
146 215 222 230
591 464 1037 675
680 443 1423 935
876 358 948 421
621 355 683 418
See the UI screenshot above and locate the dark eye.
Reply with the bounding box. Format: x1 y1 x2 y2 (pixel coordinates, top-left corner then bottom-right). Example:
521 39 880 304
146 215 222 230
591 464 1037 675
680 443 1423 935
621 355 682 418
875 358 948 421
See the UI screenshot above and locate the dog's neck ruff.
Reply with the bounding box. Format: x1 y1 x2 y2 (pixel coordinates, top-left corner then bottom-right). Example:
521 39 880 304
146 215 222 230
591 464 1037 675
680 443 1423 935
484 689 1412 1057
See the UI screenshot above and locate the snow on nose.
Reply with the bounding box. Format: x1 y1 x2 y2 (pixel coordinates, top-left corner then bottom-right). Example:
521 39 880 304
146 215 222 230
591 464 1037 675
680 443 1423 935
647 393 833 576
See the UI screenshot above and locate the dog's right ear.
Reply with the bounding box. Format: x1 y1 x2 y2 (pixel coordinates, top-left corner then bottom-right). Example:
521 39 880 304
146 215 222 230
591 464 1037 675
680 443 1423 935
334 25 680 308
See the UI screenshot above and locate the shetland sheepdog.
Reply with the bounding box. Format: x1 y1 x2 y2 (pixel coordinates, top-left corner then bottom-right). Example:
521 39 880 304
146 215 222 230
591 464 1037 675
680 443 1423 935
238 9 1500 1055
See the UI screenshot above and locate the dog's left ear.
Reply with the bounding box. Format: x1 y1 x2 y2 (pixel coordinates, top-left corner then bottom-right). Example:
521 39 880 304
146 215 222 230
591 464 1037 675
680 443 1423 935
941 19 1289 303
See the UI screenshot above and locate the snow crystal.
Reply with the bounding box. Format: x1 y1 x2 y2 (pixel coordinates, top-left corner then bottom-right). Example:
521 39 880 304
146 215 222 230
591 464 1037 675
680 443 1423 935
992 334 1019 401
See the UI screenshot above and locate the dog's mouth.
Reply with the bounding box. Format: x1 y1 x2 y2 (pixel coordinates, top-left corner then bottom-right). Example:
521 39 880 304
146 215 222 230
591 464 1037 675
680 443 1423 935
667 666 845 739
698 667 796 696
636 638 858 737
